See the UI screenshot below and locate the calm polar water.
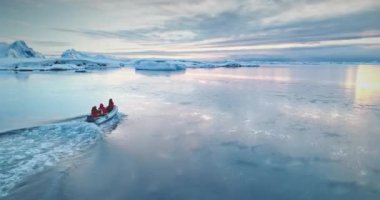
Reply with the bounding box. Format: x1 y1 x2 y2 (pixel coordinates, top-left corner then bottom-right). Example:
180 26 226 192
1 65 380 200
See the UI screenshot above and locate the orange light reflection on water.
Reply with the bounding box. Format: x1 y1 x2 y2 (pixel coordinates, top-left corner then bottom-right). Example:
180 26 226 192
346 65 380 104
355 66 380 104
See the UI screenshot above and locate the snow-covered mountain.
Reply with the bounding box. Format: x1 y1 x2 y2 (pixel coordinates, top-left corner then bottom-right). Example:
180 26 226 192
0 40 44 58
61 49 92 59
61 49 114 61
0 40 262 71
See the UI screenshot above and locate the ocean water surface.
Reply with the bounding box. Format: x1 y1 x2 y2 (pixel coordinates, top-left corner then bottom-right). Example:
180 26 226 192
1 65 380 199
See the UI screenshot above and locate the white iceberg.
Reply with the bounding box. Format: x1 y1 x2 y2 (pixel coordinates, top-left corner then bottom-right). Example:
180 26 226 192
61 49 92 60
61 49 115 61
44 64 83 71
134 60 186 71
0 40 44 59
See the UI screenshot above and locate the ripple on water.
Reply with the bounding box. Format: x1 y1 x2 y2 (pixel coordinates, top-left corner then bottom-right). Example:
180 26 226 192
0 120 104 197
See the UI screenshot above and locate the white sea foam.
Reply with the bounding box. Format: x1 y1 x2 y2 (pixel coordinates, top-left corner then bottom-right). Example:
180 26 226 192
0 115 122 197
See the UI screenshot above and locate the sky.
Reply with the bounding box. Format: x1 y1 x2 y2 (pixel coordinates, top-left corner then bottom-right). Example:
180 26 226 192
0 0 380 61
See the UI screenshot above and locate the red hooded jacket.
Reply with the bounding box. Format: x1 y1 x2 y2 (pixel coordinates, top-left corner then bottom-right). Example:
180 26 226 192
91 106 100 118
99 103 108 115
107 99 114 111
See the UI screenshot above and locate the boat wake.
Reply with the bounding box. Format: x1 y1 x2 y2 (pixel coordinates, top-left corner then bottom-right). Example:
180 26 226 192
0 113 123 197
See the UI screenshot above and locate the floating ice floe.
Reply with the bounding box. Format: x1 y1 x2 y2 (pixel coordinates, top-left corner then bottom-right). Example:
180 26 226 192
134 60 186 71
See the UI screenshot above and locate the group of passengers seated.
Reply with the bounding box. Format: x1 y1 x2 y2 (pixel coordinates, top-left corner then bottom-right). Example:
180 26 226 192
91 98 114 118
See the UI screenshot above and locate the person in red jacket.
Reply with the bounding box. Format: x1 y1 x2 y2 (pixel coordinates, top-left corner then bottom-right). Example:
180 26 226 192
107 98 114 112
91 106 100 118
98 103 108 115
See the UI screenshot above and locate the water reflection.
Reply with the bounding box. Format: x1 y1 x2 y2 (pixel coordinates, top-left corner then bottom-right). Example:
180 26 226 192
14 71 30 81
135 69 186 77
1 66 380 199
184 67 291 82
354 66 380 104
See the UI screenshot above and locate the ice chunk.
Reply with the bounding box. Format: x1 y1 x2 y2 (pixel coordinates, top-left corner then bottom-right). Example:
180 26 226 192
0 40 44 59
134 60 186 71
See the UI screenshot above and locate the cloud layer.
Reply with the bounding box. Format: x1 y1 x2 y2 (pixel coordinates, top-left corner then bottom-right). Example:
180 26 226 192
1 0 380 61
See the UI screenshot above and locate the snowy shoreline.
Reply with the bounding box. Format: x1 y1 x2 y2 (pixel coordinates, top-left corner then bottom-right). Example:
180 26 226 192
0 58 262 72
0 41 260 71
2 57 380 73
2 40 379 72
